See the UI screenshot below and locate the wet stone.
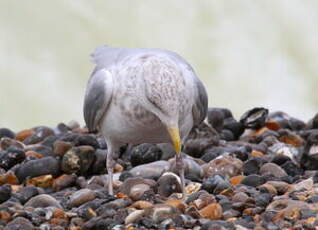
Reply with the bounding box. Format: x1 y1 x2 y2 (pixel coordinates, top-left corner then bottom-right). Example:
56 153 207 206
41 135 59 148
130 143 162 167
90 149 107 174
0 184 11 203
240 107 269 129
241 174 266 187
207 108 225 132
243 157 265 176
221 130 236 142
53 141 72 156
157 172 182 197
23 126 54 145
281 161 303 177
223 117 245 139
59 133 99 149
0 146 25 170
201 220 235 230
16 156 60 182
0 128 15 140
201 147 224 163
202 174 232 194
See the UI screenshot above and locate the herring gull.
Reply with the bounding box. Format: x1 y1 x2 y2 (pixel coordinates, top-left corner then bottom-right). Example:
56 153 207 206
83 45 208 197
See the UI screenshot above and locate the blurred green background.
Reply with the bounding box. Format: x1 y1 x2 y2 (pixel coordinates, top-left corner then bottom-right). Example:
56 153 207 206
1 0 317 131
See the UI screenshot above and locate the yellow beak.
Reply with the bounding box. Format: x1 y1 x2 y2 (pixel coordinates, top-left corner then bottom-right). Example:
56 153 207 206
167 126 181 154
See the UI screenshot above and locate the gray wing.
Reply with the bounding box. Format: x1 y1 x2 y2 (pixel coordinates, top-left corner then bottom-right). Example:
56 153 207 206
192 77 208 127
83 67 113 132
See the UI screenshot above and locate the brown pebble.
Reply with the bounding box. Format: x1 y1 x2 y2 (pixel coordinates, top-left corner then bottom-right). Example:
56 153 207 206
230 175 245 186
193 193 216 210
25 151 43 159
251 150 264 157
131 200 153 209
15 129 35 142
0 172 19 185
198 203 223 220
202 155 243 178
279 135 304 147
265 120 280 130
53 141 73 156
258 183 277 195
129 183 151 201
68 188 96 207
165 199 186 212
232 192 249 203
0 137 24 150
53 209 67 219
0 210 11 223
26 174 53 188
114 163 124 173
53 174 77 191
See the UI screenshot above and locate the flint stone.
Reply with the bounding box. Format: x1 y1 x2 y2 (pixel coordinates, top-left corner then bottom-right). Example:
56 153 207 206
16 156 60 182
129 160 170 180
25 194 62 209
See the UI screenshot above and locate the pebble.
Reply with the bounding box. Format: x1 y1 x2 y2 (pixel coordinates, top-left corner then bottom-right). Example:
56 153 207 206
52 174 77 191
259 162 287 178
4 217 34 230
198 203 223 220
53 140 73 156
0 146 25 170
202 174 232 194
129 160 170 180
157 172 182 197
0 184 11 203
144 204 179 223
202 155 243 178
25 194 62 209
67 189 96 207
241 174 266 187
0 128 15 140
240 107 268 129
0 137 24 150
119 177 156 201
15 129 35 142
0 109 318 229
13 185 39 204
125 209 145 224
16 156 60 182
169 156 203 180
130 143 162 167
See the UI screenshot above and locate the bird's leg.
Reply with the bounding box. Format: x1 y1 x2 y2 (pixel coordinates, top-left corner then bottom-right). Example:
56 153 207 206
167 126 185 199
106 144 117 196
176 151 185 198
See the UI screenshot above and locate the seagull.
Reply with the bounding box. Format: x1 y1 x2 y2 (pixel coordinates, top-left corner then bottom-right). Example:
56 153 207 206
83 45 208 197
